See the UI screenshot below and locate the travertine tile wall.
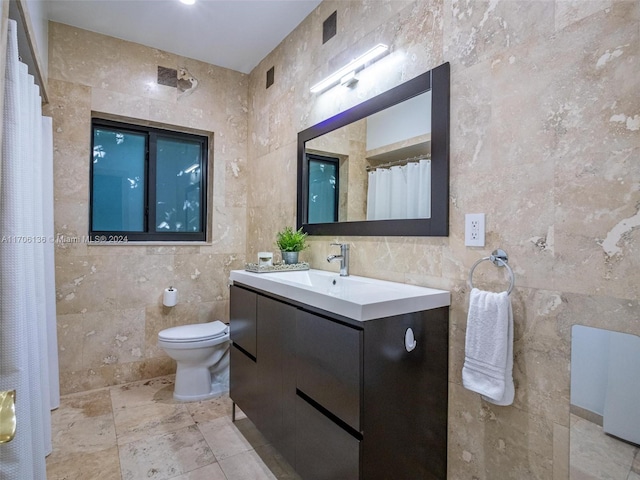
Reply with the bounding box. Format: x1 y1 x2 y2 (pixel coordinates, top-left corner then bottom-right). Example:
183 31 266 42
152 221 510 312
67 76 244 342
245 1 639 479
46 22 248 395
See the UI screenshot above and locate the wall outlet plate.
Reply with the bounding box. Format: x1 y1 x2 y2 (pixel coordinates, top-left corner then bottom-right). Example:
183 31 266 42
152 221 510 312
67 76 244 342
465 213 485 247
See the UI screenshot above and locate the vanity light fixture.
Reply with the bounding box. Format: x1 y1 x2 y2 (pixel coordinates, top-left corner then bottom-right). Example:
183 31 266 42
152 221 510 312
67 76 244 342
310 43 389 94
340 71 358 88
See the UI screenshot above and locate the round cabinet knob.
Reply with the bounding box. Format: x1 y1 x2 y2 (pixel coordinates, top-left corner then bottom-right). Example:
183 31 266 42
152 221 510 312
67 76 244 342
405 328 417 352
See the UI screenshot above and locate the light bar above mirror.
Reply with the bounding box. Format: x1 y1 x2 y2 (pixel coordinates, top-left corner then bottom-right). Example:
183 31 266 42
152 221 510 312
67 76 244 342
309 44 389 94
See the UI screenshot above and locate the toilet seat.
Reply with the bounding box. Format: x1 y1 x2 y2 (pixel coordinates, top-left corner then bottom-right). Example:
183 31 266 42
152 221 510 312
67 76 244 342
159 321 229 344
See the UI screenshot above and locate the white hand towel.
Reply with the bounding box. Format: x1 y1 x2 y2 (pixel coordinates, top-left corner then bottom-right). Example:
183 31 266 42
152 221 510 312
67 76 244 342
462 288 514 406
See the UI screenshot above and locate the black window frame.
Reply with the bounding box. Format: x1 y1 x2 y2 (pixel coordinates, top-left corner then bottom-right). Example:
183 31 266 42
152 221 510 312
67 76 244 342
90 118 208 242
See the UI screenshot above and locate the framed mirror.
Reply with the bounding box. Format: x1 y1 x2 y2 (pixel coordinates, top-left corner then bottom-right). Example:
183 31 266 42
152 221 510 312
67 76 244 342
570 325 640 479
297 62 449 236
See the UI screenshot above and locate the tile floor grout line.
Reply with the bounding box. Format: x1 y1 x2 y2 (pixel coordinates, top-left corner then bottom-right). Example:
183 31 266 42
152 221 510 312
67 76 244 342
109 383 124 480
49 375 294 480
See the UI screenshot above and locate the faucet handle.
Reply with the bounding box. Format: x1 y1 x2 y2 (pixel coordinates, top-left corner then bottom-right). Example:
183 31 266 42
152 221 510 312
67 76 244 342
328 243 349 276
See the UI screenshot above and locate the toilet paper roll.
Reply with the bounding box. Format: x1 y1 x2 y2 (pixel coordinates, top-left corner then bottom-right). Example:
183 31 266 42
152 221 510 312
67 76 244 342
163 287 178 307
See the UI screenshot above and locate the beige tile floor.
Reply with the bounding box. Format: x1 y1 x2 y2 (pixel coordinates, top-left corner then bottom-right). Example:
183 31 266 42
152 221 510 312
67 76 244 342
47 380 640 480
46 375 301 480
570 414 640 480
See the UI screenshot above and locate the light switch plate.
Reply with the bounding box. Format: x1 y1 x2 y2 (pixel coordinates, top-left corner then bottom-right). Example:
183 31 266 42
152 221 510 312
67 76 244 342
465 213 485 247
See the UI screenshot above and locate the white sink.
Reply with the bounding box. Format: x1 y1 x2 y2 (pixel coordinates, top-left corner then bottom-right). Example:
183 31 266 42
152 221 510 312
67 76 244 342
229 268 450 321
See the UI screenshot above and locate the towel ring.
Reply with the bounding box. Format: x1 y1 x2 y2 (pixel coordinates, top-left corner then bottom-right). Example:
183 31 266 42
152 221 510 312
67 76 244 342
468 249 515 295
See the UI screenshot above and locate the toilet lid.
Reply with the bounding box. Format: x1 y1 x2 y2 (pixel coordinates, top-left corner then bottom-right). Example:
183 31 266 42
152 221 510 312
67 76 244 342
158 321 228 342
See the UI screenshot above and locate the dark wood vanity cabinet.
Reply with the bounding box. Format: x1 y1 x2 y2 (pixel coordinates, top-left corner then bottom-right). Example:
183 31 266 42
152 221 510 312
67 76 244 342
229 283 449 480
254 294 297 463
229 285 297 465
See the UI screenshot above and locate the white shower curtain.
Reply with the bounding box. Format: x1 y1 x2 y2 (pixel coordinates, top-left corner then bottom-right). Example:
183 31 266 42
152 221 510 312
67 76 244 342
0 19 58 479
366 159 431 220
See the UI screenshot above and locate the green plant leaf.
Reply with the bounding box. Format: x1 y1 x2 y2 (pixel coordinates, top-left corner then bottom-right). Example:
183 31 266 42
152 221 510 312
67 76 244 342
275 226 308 252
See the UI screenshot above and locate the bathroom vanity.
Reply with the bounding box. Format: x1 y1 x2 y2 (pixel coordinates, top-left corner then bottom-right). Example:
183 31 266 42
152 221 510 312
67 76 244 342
229 269 450 480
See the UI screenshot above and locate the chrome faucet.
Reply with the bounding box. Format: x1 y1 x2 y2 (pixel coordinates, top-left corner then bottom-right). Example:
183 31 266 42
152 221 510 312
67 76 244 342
327 243 350 276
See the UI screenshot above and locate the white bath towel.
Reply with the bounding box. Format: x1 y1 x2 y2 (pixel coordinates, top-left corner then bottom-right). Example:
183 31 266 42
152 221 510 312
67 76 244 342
462 288 514 406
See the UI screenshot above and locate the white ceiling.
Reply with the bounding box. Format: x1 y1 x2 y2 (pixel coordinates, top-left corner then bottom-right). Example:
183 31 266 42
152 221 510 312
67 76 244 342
47 0 323 74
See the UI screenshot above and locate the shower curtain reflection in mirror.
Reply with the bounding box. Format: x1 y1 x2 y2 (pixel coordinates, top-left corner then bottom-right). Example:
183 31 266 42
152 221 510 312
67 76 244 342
366 159 431 220
570 325 640 479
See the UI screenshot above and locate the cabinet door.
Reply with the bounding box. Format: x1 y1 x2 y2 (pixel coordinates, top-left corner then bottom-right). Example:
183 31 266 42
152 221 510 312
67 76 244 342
295 395 360 480
361 308 448 480
256 295 297 465
296 310 362 431
229 285 257 358
229 344 258 422
229 285 258 423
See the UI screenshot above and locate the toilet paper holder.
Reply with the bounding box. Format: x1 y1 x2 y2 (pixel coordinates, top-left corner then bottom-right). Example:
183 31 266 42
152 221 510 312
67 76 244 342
163 286 178 307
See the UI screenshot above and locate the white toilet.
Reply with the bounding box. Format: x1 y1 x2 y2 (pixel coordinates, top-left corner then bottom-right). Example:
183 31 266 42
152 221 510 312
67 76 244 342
158 320 230 402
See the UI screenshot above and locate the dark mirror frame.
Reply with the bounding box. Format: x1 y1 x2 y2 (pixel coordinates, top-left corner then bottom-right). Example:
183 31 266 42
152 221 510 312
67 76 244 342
297 62 450 237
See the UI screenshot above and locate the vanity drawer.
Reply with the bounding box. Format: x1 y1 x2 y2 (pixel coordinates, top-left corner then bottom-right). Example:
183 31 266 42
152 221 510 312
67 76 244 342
295 309 362 431
295 394 360 480
229 285 257 358
229 343 258 423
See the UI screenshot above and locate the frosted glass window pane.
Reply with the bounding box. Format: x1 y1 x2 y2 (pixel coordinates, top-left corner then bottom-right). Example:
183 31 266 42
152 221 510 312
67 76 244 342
155 137 203 233
92 128 145 231
308 157 338 223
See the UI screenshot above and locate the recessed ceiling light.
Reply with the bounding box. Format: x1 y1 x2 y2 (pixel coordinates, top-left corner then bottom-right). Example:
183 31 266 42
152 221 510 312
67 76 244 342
179 0 196 5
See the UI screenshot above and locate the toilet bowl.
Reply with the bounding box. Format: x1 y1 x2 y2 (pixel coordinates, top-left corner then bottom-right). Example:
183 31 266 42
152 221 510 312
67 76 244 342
158 320 230 402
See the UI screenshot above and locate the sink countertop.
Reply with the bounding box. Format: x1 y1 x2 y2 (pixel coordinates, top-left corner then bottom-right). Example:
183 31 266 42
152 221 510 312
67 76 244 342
229 268 450 321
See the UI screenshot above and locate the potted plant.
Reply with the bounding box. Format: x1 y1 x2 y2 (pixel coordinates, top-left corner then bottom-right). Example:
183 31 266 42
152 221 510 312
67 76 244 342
275 226 307 264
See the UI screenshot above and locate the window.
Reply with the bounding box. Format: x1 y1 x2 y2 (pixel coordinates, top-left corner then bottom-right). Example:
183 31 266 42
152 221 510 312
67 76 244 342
307 154 339 223
90 119 208 242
